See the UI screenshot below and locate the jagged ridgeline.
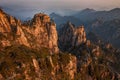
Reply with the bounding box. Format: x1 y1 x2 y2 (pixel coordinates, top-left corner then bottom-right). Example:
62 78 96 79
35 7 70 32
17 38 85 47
0 9 58 53
0 9 120 80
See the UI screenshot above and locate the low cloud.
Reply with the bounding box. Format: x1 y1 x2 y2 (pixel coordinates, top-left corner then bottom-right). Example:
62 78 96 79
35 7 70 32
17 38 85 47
0 0 120 20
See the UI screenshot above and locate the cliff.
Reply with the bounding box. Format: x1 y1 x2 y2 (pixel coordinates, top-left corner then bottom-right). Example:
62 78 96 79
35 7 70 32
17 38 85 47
58 22 86 51
0 45 77 80
58 22 120 80
0 10 59 53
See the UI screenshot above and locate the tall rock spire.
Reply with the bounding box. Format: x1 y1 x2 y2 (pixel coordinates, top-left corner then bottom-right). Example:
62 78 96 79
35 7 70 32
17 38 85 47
0 9 59 53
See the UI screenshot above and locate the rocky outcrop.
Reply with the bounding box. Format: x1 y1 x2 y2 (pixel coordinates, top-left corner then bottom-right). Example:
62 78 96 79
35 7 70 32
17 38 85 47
58 22 86 51
0 45 77 80
63 54 77 79
0 9 29 48
0 10 11 33
25 13 59 53
58 22 120 80
0 9 59 53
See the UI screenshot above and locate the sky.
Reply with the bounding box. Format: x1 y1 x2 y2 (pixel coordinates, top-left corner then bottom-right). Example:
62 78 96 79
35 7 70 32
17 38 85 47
0 0 120 20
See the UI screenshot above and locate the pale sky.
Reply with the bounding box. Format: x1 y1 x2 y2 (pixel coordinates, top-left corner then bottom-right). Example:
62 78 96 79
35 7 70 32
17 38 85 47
0 0 120 19
0 0 120 10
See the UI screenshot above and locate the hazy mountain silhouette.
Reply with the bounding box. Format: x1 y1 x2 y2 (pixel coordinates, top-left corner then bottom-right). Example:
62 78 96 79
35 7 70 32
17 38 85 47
50 8 120 49
73 8 120 22
50 13 83 28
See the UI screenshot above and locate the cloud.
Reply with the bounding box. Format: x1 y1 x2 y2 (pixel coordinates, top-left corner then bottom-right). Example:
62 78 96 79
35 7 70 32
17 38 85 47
0 0 120 20
1 0 120 10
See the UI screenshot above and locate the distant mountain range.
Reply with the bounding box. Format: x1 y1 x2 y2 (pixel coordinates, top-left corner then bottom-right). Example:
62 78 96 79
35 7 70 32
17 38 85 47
75 8 120 22
50 8 120 25
50 13 83 28
87 19 120 48
50 8 120 49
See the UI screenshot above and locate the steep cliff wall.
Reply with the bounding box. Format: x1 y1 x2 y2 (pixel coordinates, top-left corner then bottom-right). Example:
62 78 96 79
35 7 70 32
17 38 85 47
0 9 59 53
58 22 86 51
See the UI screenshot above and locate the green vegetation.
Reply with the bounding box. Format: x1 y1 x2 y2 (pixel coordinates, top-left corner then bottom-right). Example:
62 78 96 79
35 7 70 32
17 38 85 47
51 54 59 66
0 33 6 39
59 52 70 66
0 45 74 79
0 43 119 79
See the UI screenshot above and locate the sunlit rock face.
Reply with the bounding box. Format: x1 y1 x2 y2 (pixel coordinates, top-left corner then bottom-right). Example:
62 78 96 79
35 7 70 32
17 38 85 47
0 9 28 48
58 22 86 51
0 9 59 53
23 13 59 53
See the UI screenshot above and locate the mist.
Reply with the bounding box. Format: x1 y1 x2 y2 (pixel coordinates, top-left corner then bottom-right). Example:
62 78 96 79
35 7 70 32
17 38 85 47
0 0 120 20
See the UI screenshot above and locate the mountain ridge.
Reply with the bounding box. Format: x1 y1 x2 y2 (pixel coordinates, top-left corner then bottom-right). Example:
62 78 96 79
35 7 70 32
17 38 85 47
0 9 59 53
50 8 120 49
0 8 120 80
